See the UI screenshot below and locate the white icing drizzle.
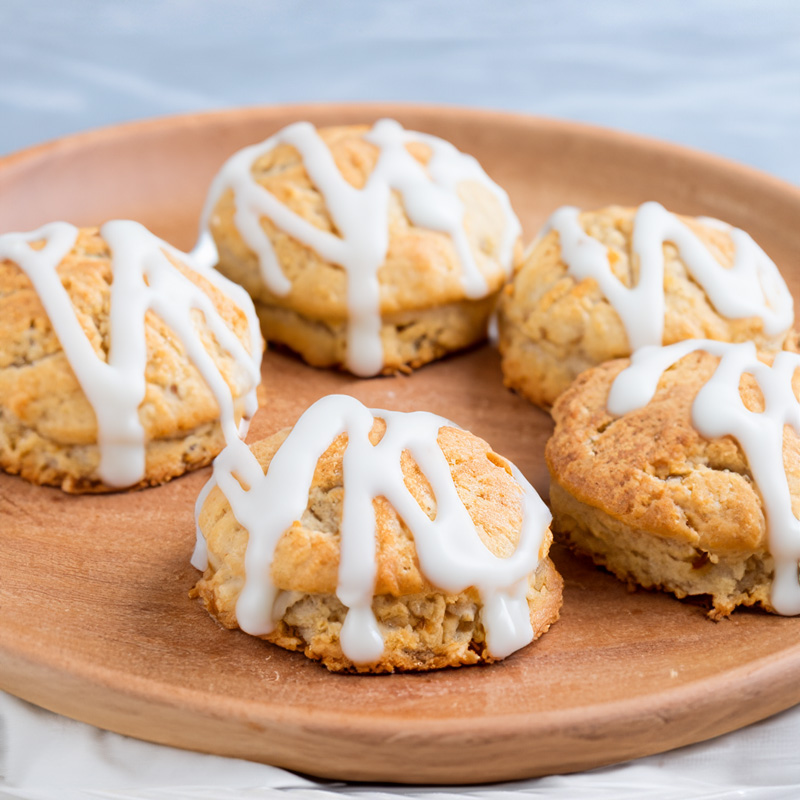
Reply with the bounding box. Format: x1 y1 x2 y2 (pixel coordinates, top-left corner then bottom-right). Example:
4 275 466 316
608 339 800 615
542 202 793 350
0 221 262 488
192 394 550 664
194 118 521 377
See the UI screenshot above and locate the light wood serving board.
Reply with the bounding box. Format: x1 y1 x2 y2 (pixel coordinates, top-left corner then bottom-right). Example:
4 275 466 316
1 104 800 785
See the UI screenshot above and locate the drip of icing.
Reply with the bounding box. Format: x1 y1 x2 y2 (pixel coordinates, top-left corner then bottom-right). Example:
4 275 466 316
542 202 793 351
195 118 521 377
608 339 800 615
193 394 550 664
0 221 262 488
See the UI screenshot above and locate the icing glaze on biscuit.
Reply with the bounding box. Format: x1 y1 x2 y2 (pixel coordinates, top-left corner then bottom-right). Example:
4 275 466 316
194 119 521 376
0 221 262 487
192 394 550 664
543 202 792 350
609 339 800 615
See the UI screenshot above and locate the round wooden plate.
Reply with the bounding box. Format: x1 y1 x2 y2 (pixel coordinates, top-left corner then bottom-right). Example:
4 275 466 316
2 104 800 785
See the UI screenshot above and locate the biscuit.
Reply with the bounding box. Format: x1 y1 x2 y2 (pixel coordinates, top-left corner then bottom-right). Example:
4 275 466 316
192 394 562 672
198 119 521 376
498 203 794 409
546 340 800 617
0 221 262 492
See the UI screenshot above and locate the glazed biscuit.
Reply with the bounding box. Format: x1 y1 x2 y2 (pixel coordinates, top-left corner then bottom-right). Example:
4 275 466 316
546 340 800 617
192 395 562 672
498 203 793 409
0 221 262 492
199 119 522 377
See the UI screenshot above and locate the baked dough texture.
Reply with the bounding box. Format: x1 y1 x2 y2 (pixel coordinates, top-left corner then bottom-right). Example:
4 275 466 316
193 422 563 672
0 227 260 492
545 350 796 617
209 124 519 374
498 206 790 409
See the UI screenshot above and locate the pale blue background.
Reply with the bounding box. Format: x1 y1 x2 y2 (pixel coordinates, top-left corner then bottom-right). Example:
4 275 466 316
1 0 799 184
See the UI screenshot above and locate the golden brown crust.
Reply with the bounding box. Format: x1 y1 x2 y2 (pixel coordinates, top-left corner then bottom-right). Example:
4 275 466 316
0 227 261 492
209 124 519 374
193 421 562 672
545 350 798 616
498 206 790 409
253 295 498 374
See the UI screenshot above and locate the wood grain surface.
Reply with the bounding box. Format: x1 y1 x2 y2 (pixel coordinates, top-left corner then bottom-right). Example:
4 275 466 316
2 104 800 784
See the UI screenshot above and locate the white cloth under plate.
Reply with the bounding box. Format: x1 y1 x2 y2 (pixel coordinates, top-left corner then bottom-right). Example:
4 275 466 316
2 690 800 800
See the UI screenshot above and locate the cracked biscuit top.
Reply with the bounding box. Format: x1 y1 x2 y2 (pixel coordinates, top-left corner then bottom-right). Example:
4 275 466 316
0 221 262 492
498 203 793 409
198 119 521 376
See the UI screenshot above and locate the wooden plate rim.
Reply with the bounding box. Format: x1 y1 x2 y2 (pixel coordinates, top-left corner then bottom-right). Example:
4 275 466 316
2 101 799 209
